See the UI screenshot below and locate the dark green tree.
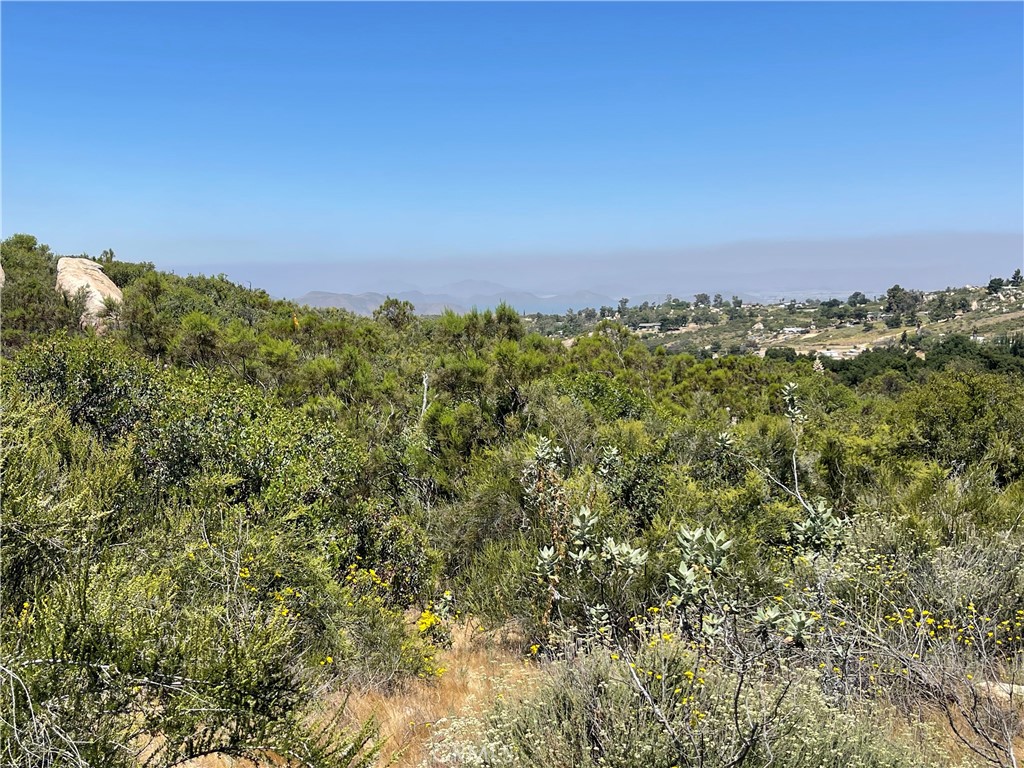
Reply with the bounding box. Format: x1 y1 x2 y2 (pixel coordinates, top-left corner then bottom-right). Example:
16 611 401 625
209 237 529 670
373 296 416 330
987 277 1006 294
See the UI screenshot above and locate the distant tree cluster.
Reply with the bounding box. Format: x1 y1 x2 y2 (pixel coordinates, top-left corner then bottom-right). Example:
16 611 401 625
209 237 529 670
988 268 1023 294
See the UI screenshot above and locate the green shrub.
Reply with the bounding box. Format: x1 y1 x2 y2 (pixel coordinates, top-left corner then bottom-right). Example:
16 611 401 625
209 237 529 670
14 333 162 442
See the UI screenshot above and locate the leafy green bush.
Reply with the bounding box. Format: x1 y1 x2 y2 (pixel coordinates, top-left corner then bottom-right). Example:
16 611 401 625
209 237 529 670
14 333 161 442
0 234 86 350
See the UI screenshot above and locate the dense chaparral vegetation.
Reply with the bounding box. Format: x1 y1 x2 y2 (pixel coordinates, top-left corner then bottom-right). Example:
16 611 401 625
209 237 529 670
2 234 1023 767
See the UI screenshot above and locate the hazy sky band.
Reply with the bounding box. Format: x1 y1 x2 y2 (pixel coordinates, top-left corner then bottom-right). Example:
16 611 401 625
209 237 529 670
2 2 1021 294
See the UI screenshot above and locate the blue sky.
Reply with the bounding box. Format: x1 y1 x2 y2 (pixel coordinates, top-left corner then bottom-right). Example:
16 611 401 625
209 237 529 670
2 2 1022 295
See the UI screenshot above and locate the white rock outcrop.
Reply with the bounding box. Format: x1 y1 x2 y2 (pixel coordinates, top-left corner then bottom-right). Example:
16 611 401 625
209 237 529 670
55 257 123 329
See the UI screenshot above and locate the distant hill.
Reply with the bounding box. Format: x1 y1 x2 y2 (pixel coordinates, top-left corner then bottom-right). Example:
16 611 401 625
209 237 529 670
295 287 616 316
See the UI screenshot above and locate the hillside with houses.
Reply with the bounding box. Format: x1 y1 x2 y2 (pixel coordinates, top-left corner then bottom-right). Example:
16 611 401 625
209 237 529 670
528 271 1024 362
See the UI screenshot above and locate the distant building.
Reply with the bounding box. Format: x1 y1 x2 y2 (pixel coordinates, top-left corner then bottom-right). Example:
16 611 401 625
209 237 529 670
636 322 661 332
818 347 863 360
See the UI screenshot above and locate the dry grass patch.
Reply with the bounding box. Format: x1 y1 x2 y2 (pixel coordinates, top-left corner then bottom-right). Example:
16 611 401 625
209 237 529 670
148 623 536 768
179 755 289 768
338 623 537 768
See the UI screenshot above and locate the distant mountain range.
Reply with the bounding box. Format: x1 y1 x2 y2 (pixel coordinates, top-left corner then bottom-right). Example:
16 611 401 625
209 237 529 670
195 231 1021 308
295 285 618 316
293 285 882 317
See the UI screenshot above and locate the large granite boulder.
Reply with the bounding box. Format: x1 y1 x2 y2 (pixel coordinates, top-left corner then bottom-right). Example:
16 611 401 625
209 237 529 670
55 257 123 330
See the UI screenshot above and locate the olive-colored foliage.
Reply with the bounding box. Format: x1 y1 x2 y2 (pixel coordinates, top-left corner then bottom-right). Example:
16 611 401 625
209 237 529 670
0 378 142 605
823 346 924 386
135 369 360 505
0 381 392 766
100 257 156 289
0 346 438 765
893 369 1024 483
14 333 162 442
565 371 649 421
0 234 85 350
823 334 1024 384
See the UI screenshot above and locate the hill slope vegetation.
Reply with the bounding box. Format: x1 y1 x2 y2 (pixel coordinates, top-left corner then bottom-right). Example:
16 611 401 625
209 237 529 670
2 235 1022 767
